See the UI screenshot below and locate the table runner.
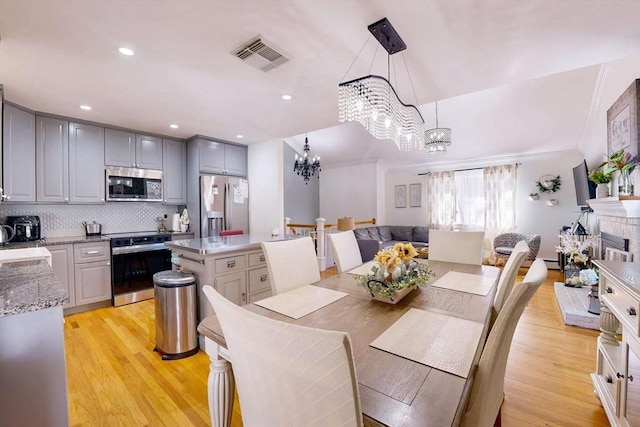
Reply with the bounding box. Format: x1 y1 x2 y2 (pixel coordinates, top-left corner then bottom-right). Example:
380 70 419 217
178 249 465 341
370 308 484 378
253 285 348 319
429 270 495 296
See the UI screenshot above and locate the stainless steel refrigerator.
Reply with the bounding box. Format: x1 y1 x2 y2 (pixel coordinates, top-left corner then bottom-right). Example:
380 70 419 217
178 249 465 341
200 175 249 238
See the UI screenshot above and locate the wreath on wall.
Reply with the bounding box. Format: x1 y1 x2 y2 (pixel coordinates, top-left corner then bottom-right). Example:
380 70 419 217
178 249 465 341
536 174 562 193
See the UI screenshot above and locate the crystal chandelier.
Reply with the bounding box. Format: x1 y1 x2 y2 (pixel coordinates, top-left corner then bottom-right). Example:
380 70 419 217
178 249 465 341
293 136 321 184
425 102 452 154
338 18 425 151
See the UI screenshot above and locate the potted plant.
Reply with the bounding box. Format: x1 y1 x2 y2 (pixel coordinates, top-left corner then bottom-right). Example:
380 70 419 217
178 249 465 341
588 169 613 198
598 149 638 196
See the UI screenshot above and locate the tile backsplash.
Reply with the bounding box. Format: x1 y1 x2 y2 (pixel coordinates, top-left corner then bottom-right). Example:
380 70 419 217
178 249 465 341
0 203 183 237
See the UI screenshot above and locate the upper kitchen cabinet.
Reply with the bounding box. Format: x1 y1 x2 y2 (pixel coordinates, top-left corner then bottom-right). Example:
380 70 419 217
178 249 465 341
162 138 187 205
36 116 69 203
69 122 105 203
136 134 163 170
2 103 36 202
196 137 247 176
105 130 163 170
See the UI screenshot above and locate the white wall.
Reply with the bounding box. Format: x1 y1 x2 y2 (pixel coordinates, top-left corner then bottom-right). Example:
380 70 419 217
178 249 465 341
283 141 319 224
248 139 284 234
319 160 381 224
385 171 428 226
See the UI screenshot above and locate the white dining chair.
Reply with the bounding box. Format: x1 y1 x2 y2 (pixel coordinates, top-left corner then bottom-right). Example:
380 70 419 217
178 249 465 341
328 231 363 273
261 236 321 295
461 258 548 427
491 240 530 325
202 285 363 427
428 229 485 265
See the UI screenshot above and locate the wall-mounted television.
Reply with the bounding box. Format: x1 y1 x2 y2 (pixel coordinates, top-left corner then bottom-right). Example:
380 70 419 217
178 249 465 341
573 160 596 211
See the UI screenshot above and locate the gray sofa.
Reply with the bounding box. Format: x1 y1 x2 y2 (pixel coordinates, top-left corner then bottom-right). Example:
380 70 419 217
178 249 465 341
353 225 429 262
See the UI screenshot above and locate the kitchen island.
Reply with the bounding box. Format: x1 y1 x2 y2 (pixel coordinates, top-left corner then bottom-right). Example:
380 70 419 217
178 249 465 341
0 257 69 427
165 233 299 343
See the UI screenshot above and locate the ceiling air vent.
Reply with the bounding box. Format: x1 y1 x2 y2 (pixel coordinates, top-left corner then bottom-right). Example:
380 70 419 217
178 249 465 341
232 35 290 72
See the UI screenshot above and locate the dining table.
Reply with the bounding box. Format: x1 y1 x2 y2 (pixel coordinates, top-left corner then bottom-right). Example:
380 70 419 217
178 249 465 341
197 259 501 427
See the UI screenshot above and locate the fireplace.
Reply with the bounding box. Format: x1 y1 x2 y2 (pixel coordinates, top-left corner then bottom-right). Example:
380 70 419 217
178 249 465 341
599 231 630 259
587 198 639 263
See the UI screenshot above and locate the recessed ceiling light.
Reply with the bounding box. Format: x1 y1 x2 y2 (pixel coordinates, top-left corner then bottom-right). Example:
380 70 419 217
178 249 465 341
80 105 91 110
236 134 244 139
118 47 134 56
281 94 292 100
169 124 179 129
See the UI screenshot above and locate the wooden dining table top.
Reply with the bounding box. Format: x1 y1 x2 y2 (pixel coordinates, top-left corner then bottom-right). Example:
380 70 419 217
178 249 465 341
198 260 501 427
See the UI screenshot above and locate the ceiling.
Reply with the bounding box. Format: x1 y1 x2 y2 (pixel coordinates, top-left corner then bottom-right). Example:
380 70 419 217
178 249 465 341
1 0 639 168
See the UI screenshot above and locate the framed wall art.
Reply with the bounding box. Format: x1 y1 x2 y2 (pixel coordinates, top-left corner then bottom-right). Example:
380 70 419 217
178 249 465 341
394 185 406 208
607 79 639 158
409 183 422 207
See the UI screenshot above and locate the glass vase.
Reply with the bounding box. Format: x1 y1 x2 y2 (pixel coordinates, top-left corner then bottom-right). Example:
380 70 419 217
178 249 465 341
618 169 634 196
564 261 581 287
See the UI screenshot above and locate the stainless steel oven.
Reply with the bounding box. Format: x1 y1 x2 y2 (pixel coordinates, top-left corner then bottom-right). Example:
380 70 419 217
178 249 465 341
110 232 172 306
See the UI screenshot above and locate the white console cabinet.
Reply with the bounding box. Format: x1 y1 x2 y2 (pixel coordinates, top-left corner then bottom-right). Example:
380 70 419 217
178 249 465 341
591 260 640 427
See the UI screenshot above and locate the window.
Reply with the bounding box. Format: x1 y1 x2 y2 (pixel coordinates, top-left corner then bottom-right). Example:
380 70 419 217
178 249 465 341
454 169 484 229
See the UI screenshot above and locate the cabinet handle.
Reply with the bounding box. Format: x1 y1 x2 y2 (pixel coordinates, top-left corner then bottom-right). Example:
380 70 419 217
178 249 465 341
86 250 100 254
260 275 267 282
64 197 69 202
259 255 265 262
627 307 637 316
227 260 236 268
629 375 634 382
606 286 613 294
242 292 246 303
616 372 625 379
605 374 613 384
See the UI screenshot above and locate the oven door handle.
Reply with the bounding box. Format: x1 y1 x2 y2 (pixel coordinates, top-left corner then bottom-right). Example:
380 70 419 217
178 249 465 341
111 243 168 255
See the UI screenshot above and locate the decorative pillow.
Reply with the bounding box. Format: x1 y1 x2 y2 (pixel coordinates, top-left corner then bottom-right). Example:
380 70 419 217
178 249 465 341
378 226 392 242
353 228 370 240
367 227 381 240
413 226 429 243
390 226 413 242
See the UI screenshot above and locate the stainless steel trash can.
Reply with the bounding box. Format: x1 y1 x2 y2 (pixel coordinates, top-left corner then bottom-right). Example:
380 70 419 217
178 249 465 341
153 270 198 360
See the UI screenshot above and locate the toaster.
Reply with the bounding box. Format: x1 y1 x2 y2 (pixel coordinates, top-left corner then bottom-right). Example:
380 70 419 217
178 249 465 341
5 215 41 242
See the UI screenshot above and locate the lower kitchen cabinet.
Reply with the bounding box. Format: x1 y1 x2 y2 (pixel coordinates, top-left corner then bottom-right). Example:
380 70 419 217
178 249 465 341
47 241 111 313
48 244 75 308
173 247 272 339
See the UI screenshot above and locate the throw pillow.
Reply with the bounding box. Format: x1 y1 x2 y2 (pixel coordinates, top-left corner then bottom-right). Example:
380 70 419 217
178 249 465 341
353 228 370 240
413 226 429 243
378 226 392 242
390 226 413 241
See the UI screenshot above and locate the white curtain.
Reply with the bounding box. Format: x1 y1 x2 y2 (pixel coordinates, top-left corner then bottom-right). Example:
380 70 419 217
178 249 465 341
483 165 517 263
455 169 485 229
426 170 456 229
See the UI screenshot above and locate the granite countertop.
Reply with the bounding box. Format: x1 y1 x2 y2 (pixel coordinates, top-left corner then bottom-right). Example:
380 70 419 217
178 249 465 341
165 232 300 255
0 259 68 317
0 235 110 250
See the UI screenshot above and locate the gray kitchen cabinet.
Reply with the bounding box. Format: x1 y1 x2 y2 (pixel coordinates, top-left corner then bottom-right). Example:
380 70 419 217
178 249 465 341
136 134 163 170
215 271 245 306
69 122 105 203
2 103 36 202
104 128 135 167
73 241 111 306
105 130 162 170
163 138 187 205
47 244 75 308
197 138 247 176
74 261 111 305
36 116 69 203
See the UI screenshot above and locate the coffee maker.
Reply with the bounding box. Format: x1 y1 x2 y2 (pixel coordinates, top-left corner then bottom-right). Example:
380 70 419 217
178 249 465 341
5 215 41 242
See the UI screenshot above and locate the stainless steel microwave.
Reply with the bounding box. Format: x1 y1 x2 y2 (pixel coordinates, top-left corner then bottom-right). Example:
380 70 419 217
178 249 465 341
106 167 163 202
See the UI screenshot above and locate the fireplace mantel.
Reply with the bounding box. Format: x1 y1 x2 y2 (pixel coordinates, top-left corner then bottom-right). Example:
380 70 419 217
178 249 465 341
587 197 640 218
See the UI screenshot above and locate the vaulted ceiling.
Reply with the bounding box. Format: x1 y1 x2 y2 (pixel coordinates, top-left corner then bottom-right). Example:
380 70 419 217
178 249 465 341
1 0 639 167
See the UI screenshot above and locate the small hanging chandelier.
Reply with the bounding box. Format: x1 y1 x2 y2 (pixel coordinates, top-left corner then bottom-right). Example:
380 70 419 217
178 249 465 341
425 102 452 154
293 136 321 184
338 18 425 151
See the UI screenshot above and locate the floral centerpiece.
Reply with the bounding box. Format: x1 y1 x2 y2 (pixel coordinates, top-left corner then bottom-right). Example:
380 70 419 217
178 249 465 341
354 243 435 303
556 231 598 287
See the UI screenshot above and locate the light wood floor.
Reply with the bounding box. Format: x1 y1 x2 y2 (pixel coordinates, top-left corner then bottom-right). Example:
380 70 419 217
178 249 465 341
64 268 609 426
